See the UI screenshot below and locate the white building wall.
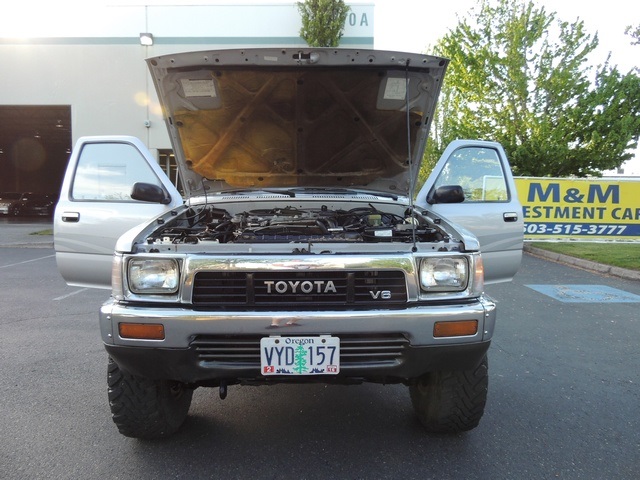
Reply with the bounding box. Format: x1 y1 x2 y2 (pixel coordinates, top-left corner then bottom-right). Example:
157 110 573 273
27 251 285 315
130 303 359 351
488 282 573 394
0 2 374 155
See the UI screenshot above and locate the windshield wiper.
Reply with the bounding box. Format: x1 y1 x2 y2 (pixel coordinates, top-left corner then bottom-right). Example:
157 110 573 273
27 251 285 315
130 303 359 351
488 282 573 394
286 187 399 201
222 188 296 197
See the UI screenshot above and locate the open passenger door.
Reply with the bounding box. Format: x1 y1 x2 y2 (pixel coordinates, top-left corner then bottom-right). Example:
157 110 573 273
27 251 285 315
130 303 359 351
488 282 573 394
417 140 523 284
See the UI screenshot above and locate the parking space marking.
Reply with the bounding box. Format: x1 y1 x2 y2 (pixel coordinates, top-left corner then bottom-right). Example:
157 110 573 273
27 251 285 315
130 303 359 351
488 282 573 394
0 254 55 269
526 284 640 303
54 288 90 301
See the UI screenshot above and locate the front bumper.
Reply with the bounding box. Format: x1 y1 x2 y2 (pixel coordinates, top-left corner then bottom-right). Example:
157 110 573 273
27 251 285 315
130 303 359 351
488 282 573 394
100 296 497 385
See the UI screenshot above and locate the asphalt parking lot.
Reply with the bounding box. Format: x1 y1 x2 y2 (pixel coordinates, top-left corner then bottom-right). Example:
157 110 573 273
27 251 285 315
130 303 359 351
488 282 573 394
1 219 639 479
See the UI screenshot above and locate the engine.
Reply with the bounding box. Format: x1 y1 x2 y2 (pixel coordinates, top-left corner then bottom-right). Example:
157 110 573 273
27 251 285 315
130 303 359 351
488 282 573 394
146 205 444 245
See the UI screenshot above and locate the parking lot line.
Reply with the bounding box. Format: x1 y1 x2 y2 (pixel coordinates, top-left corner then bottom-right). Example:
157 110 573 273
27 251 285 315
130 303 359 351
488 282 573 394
54 288 90 301
0 254 55 269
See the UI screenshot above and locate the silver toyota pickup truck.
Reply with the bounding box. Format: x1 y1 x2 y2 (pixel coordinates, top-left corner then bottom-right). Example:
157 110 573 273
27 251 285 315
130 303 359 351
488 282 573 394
54 48 523 439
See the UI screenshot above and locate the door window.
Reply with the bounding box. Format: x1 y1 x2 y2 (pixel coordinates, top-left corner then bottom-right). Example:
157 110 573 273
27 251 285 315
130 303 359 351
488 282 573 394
71 142 164 201
432 146 509 202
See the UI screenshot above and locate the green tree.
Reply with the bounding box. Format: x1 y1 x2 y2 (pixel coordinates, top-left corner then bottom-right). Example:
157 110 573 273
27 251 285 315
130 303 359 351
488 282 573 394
425 0 640 178
297 0 350 47
626 24 640 46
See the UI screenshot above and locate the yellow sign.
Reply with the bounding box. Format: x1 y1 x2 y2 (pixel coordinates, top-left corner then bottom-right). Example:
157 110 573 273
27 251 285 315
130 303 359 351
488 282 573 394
514 177 640 240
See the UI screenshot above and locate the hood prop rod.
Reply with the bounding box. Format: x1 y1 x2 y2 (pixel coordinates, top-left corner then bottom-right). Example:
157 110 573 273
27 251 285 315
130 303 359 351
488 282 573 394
405 59 418 253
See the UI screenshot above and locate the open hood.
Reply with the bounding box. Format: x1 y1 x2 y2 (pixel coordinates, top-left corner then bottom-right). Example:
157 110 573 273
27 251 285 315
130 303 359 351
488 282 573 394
147 48 448 197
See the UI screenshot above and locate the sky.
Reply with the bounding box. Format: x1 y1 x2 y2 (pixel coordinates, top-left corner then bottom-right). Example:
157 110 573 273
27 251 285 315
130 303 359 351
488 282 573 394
375 0 639 74
2 0 639 173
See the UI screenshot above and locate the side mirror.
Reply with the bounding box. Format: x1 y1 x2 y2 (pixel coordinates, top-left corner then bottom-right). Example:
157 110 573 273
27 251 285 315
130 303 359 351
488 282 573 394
426 185 465 205
131 182 171 204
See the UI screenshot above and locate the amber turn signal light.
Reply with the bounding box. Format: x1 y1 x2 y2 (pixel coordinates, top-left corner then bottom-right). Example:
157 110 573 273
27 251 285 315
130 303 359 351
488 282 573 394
119 323 165 340
433 320 478 338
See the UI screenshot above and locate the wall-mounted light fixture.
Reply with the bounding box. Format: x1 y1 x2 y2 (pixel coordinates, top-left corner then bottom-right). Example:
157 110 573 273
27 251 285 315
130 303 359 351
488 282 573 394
139 33 154 46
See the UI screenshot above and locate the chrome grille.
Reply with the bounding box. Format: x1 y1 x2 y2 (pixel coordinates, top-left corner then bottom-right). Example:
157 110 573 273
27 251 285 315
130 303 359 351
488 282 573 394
192 270 407 308
191 334 409 368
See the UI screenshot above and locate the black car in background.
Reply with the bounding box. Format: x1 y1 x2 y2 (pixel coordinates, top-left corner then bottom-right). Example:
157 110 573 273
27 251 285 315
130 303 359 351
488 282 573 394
1 192 58 217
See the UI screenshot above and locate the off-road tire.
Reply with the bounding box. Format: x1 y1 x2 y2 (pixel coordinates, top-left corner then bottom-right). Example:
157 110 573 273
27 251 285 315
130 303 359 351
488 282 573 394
107 357 193 439
409 355 488 433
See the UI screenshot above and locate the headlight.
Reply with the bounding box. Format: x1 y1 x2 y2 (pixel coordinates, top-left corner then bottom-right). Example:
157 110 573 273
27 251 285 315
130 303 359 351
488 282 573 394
128 258 179 294
419 257 468 292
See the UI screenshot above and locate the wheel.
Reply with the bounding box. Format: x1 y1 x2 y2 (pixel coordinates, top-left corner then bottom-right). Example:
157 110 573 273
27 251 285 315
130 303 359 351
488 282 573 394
107 357 193 439
409 355 488 433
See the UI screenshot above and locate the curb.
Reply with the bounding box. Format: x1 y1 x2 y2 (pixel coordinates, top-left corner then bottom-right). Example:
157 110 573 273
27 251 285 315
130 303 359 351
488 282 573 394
0 242 54 249
524 244 640 282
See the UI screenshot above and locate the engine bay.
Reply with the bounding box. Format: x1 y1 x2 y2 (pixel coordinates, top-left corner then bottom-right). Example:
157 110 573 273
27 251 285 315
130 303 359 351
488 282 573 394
146 204 446 245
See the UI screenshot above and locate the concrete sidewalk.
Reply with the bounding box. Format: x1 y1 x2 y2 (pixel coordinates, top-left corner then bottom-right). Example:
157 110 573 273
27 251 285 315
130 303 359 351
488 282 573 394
0 221 54 248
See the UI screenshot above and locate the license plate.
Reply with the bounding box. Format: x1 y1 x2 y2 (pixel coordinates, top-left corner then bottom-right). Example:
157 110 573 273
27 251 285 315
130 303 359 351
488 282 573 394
260 336 340 375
